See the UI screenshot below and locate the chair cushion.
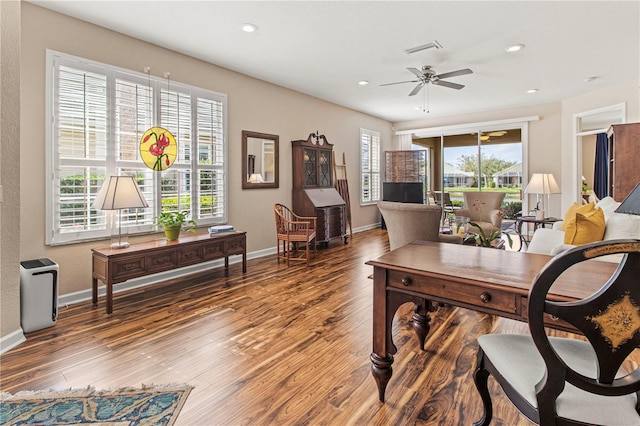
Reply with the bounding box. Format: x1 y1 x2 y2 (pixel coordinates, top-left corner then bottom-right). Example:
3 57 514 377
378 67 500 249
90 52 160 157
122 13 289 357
478 334 639 425
563 206 605 245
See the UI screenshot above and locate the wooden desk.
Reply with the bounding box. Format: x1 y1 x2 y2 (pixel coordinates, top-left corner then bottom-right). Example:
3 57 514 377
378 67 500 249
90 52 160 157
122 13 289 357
92 231 246 314
366 241 617 402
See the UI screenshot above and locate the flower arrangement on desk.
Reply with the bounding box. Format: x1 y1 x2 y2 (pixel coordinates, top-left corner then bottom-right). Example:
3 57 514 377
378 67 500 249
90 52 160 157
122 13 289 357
457 219 516 249
154 211 197 241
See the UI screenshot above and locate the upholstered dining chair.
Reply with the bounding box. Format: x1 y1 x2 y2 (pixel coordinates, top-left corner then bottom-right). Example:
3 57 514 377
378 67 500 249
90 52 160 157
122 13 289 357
473 239 640 426
377 201 462 251
455 191 505 237
274 203 316 266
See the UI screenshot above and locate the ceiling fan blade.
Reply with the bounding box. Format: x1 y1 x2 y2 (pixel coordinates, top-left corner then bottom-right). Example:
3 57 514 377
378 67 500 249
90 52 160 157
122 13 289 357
408 83 424 96
407 68 424 78
380 80 419 87
432 80 464 90
435 68 473 79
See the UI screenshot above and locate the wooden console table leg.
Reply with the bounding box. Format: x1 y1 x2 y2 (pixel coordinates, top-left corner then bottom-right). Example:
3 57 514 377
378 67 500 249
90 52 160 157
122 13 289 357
370 352 394 402
106 281 113 315
242 252 247 273
224 256 229 277
92 277 98 305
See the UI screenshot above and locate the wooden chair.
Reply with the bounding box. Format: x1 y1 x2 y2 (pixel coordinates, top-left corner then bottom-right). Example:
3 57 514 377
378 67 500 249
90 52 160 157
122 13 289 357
274 203 317 266
473 239 640 426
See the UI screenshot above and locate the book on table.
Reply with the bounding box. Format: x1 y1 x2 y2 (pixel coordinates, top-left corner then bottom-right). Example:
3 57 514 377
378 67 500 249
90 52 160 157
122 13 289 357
209 225 234 235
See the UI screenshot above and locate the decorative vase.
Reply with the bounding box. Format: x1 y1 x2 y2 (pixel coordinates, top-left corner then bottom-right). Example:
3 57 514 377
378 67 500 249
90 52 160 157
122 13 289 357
535 210 544 220
164 226 181 241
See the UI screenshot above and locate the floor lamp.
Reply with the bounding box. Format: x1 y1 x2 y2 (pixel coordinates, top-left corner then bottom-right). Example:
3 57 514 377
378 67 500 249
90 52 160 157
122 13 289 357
93 176 149 248
524 173 561 219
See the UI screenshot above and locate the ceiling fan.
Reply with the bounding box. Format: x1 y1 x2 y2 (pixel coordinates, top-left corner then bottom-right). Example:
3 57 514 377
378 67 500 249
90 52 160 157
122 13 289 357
381 65 473 96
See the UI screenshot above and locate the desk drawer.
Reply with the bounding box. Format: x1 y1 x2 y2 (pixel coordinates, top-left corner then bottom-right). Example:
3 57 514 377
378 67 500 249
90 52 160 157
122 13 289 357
388 270 517 315
518 297 575 332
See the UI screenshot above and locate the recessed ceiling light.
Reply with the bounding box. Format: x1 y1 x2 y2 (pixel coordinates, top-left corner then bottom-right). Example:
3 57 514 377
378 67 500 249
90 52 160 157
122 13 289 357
527 89 538 93
240 23 258 33
505 44 525 53
414 106 423 110
358 80 369 86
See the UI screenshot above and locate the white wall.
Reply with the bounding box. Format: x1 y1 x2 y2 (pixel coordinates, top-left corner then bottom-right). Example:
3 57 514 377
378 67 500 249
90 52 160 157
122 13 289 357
0 0 23 346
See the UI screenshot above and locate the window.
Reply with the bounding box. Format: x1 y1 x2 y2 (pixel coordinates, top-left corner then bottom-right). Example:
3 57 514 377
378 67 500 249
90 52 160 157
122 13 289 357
360 129 381 205
46 51 227 245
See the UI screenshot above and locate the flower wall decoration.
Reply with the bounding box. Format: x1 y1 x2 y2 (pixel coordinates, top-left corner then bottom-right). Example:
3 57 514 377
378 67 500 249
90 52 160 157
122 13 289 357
140 127 177 171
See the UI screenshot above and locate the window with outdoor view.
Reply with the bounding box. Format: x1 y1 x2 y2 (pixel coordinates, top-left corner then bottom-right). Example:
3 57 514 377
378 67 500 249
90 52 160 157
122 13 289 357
360 129 381 205
46 50 227 245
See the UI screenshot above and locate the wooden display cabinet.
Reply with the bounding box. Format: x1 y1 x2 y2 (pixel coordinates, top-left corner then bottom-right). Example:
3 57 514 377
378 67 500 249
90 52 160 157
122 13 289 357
292 134 348 247
608 123 640 201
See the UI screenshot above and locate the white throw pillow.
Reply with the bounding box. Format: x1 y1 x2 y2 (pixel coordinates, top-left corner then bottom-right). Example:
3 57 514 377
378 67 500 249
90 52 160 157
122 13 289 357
603 212 640 240
595 196 621 222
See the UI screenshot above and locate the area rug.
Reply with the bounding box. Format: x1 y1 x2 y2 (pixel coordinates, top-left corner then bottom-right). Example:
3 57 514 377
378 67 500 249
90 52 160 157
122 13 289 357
0 384 192 426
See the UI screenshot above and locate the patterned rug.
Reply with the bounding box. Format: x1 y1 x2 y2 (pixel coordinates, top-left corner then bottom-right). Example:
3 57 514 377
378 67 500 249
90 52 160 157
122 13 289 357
0 384 192 426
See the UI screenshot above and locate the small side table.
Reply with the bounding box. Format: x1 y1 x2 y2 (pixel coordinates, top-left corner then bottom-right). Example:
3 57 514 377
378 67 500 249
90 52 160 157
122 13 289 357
517 215 561 244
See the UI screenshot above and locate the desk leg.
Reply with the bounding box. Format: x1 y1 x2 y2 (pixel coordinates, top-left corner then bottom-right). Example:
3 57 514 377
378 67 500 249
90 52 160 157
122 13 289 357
413 300 436 350
224 256 229 277
370 352 394 402
242 252 247 273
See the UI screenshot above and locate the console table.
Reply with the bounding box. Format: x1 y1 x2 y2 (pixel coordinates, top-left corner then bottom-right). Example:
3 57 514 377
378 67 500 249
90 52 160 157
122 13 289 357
92 231 246 314
366 241 617 402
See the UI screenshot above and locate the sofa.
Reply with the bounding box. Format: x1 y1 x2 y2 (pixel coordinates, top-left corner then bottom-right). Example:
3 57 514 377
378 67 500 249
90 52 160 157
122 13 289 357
527 196 640 258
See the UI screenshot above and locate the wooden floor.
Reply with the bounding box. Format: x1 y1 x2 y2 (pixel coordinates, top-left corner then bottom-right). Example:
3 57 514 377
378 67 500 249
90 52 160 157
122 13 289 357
0 228 599 425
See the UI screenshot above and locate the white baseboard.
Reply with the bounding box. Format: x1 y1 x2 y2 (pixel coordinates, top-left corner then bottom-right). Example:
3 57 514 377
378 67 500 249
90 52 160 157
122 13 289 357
0 328 26 355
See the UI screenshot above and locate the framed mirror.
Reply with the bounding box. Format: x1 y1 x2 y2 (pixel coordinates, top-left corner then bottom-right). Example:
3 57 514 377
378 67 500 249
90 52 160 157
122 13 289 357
242 131 279 189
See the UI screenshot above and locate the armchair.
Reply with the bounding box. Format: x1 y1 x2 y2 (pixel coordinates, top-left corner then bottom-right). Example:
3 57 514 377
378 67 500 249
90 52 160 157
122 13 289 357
454 192 505 236
274 203 316 266
377 201 462 251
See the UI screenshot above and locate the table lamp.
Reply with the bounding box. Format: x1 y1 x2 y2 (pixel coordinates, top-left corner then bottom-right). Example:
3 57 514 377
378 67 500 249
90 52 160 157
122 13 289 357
615 182 640 216
93 175 149 248
524 173 561 219
248 173 264 183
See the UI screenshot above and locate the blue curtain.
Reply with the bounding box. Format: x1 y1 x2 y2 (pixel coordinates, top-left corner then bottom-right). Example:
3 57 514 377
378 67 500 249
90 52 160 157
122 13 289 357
593 133 609 199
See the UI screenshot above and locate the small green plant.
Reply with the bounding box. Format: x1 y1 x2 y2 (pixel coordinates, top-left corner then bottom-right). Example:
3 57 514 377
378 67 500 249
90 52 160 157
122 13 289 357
458 221 515 249
154 210 197 232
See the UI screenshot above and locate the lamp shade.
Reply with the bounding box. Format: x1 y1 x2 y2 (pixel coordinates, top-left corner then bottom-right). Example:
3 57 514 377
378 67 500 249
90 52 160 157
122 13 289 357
248 173 264 183
93 176 149 210
524 173 561 195
615 182 640 216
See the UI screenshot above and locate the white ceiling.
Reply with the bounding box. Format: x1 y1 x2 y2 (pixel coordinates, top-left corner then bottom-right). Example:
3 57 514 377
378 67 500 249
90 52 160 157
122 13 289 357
29 1 640 123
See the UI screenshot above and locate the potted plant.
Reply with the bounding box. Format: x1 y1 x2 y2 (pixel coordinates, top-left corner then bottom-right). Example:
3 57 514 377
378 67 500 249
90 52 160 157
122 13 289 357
154 211 197 241
458 221 516 249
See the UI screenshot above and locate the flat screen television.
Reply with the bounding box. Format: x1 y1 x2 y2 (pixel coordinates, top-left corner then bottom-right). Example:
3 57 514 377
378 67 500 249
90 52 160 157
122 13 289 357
382 182 424 203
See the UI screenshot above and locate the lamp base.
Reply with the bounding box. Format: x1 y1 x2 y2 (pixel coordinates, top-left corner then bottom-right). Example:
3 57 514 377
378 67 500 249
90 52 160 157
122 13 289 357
110 241 130 249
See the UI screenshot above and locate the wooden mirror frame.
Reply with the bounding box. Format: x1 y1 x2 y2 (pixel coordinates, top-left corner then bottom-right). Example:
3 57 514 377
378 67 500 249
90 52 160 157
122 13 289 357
241 130 279 189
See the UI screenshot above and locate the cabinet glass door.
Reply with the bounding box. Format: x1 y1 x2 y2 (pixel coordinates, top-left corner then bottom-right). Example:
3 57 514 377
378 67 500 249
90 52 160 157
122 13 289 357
304 148 317 186
319 150 331 186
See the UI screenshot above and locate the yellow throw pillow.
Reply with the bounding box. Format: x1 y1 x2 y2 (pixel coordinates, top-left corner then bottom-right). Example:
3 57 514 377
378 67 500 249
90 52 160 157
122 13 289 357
563 207 605 245
562 202 595 231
